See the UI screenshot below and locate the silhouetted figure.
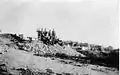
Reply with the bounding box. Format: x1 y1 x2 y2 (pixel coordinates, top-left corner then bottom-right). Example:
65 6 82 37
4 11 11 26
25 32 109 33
43 28 47 36
51 29 56 45
19 34 24 39
48 30 51 39
27 37 32 43
37 28 41 40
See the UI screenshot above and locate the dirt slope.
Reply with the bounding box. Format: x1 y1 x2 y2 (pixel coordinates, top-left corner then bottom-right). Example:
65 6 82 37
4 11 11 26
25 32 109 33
0 34 119 75
0 49 118 75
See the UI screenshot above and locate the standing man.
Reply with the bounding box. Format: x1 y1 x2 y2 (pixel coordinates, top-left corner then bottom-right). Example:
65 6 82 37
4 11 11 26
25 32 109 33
51 29 56 45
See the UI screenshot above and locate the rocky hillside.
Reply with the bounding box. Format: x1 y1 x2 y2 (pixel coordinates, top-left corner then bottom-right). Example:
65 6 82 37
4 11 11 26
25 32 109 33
0 33 119 75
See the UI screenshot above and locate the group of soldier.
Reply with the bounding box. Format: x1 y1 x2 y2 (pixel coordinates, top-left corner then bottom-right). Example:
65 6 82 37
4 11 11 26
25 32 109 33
37 28 59 45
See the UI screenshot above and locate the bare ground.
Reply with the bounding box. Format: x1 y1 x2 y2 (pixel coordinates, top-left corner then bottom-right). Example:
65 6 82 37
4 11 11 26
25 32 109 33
0 34 119 75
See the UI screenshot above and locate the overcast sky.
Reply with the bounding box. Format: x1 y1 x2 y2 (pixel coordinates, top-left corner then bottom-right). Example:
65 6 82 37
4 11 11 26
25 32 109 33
0 0 118 48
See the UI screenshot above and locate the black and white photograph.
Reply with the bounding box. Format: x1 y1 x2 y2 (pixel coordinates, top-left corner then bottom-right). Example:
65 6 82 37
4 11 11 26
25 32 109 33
0 0 119 75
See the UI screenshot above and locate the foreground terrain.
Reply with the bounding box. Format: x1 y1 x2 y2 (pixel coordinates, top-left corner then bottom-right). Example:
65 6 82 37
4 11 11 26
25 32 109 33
0 34 119 75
